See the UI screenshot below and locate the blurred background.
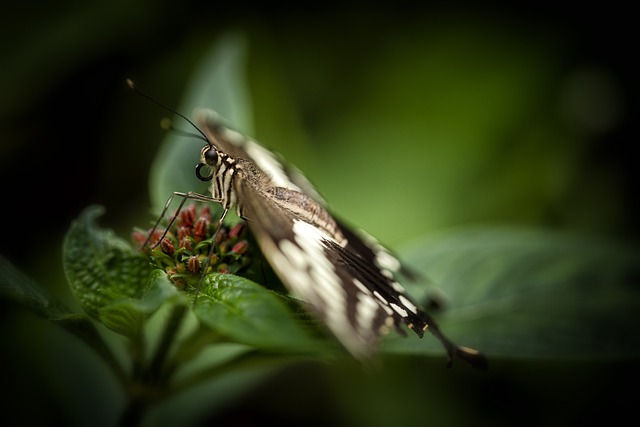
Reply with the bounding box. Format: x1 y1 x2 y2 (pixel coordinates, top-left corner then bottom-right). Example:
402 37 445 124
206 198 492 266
1 1 637 426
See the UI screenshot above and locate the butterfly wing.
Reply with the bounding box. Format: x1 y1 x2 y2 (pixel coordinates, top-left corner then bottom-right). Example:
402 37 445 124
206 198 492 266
196 109 487 367
196 109 325 200
196 109 414 280
235 179 418 358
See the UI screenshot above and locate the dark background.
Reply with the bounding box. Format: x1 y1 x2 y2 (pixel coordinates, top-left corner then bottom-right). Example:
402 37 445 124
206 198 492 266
2 2 637 271
1 1 637 426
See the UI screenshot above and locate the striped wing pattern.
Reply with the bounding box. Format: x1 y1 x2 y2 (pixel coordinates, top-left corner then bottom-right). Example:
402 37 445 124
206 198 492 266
192 109 486 367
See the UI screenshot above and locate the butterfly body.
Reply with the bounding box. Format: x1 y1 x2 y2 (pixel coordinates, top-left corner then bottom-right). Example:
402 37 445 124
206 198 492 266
185 109 487 368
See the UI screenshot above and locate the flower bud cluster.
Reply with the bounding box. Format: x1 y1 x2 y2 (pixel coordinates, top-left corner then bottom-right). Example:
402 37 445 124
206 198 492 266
132 204 252 289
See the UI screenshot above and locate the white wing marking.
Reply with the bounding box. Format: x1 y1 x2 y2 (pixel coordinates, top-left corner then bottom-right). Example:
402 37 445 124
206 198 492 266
390 303 408 317
272 220 370 353
245 141 305 191
398 294 418 314
220 127 245 144
353 279 379 332
391 281 407 293
375 249 402 272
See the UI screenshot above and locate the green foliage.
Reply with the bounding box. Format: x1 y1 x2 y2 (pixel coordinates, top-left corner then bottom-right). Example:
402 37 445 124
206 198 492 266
2 202 332 425
193 274 327 353
2 27 638 427
3 206 639 425
63 206 174 335
387 227 640 358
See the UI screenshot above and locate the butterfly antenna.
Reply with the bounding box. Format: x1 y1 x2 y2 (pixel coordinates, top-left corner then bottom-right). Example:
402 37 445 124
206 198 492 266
126 78 211 146
159 117 208 141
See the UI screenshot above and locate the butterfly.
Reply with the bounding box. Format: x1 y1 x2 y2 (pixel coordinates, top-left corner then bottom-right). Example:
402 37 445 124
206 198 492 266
132 79 487 368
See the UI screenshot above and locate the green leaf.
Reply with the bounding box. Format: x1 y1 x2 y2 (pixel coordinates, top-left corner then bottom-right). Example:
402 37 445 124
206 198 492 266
386 227 640 359
193 273 327 354
98 270 181 338
63 205 171 336
150 32 252 212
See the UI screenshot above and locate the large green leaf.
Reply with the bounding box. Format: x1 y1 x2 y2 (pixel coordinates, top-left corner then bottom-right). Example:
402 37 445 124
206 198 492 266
193 273 328 354
385 227 640 359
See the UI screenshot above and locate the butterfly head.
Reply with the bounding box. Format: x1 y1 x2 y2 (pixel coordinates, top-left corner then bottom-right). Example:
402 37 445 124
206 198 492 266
196 144 219 182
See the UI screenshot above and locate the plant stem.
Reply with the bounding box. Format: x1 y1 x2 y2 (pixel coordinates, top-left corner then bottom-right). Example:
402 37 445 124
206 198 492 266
147 303 187 384
118 305 188 426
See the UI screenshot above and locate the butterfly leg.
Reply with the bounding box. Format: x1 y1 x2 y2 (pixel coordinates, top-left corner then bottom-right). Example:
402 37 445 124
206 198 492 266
142 191 222 250
193 206 230 300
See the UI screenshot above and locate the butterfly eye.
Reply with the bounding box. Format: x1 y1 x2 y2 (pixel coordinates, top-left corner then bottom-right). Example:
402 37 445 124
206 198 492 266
204 148 218 165
196 147 218 181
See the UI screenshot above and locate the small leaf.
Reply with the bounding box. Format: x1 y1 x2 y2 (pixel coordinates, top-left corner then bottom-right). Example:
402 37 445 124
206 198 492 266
193 273 326 353
62 206 165 333
98 270 181 338
99 301 146 338
387 227 640 359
